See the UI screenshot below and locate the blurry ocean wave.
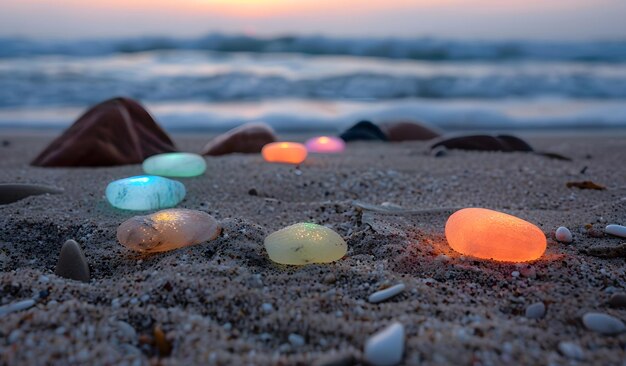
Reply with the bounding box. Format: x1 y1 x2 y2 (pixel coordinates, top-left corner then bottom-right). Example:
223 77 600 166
1 34 626 62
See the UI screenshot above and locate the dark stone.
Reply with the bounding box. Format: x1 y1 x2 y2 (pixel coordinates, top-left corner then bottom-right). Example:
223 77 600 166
339 121 387 142
379 120 441 141
201 122 277 156
0 183 63 205
55 239 90 282
31 97 176 167
431 134 533 152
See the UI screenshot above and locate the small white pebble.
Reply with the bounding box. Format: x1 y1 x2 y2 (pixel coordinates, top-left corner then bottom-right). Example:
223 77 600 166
555 226 573 243
558 341 584 360
0 299 36 317
288 333 305 347
605 224 626 238
364 322 405 366
368 284 406 304
511 271 520 278
261 303 274 313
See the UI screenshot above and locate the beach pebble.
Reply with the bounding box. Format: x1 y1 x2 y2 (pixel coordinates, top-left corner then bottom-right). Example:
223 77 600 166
0 299 36 317
364 322 405 366
54 239 90 282
525 302 546 319
264 223 347 265
582 312 626 335
555 226 573 243
106 175 185 211
117 209 220 253
558 341 584 360
339 120 388 142
31 97 176 167
445 208 546 262
0 183 64 205
143 152 206 177
288 333 305 347
201 122 277 156
379 120 441 141
369 284 406 304
305 136 346 153
262 142 308 164
605 224 626 238
608 293 626 308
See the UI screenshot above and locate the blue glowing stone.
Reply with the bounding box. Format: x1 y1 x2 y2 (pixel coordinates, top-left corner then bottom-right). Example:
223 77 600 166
105 175 186 211
142 152 207 178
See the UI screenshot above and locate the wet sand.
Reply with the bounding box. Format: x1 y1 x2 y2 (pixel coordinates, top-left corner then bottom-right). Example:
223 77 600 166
1 132 625 365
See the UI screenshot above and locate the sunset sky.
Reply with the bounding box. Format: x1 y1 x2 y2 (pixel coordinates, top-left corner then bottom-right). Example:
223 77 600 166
1 0 625 40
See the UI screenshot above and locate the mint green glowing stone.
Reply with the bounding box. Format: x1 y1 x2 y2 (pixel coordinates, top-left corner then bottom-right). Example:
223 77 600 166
142 152 206 178
105 175 186 211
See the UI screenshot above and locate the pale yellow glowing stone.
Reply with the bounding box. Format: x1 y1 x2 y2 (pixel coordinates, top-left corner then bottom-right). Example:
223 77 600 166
445 208 547 262
264 223 347 265
117 209 221 253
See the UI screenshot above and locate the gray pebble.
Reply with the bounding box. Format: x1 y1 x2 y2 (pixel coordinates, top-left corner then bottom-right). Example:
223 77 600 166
608 293 626 308
288 333 305 347
558 341 584 360
582 312 626 335
525 302 546 319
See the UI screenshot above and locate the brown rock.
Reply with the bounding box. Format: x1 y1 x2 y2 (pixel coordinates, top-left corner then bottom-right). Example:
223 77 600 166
55 240 90 282
379 120 441 141
201 122 277 156
0 183 63 204
31 97 176 167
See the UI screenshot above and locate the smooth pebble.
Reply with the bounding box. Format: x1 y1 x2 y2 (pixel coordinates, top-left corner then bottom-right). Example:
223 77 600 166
555 226 573 243
143 152 206 177
288 333 306 347
525 302 546 319
364 322 405 366
106 175 186 211
54 239 90 282
558 341 584 360
608 293 626 308
0 299 36 317
605 224 626 238
117 209 220 252
264 223 347 265
368 284 406 304
582 312 626 335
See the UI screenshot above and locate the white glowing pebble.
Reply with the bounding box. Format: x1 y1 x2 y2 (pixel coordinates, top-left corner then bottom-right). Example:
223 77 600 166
555 227 573 243
605 224 626 238
364 322 405 366
117 209 220 253
142 152 206 178
264 223 347 265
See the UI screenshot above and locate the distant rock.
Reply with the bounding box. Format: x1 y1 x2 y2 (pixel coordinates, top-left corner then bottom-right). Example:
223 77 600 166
55 240 90 282
379 120 441 141
431 134 533 152
201 122 277 156
0 183 63 204
31 97 176 167
339 121 388 142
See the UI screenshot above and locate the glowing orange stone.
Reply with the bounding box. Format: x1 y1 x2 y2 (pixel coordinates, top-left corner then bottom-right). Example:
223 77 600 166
262 142 307 164
445 208 546 262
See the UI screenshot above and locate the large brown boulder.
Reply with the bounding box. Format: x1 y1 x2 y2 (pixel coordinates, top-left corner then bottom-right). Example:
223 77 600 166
31 97 176 167
201 122 277 156
379 120 441 141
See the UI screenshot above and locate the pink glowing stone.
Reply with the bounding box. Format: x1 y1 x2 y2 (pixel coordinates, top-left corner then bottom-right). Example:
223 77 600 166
305 136 345 154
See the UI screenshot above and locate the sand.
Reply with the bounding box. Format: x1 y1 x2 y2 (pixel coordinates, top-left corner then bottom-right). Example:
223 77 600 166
0 132 625 365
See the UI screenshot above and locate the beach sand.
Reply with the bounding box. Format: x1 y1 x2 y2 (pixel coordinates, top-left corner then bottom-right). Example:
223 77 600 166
1 132 625 365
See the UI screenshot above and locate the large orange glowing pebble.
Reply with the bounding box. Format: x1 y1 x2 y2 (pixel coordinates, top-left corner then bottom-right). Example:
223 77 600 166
262 142 307 164
445 208 546 262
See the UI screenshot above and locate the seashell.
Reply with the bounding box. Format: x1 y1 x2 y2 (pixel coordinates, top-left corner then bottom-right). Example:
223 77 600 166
55 239 90 282
262 142 307 164
117 209 221 253
445 208 546 262
143 152 206 177
264 223 347 265
105 175 185 211
364 322 405 366
555 226 573 243
0 183 63 204
605 224 626 238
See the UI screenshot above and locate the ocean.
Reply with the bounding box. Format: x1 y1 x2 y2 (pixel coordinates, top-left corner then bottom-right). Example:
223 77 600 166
1 34 626 132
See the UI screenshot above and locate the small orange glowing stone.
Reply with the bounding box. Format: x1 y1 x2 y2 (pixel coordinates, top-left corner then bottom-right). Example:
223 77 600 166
445 208 546 262
262 142 307 164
